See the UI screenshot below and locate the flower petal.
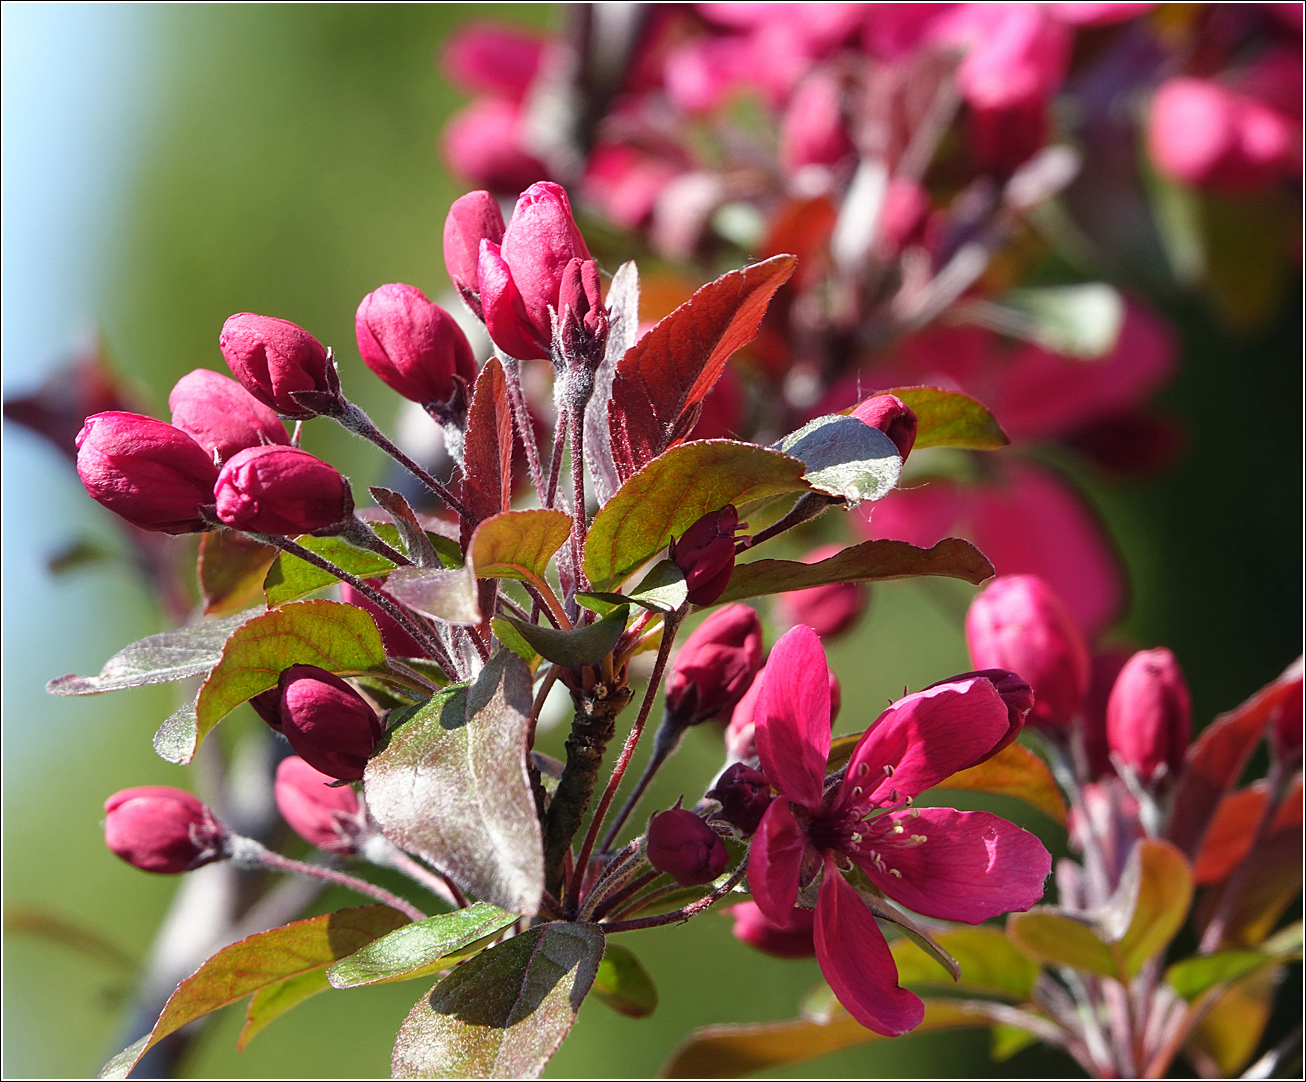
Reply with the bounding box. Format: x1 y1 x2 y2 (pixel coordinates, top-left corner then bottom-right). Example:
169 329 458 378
755 624 830 809
815 856 924 1036
859 808 1051 923
747 798 806 926
842 677 1011 807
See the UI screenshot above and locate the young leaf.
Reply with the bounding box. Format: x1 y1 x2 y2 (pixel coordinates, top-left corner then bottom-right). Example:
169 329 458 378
364 651 543 916
774 413 902 504
469 510 572 583
178 600 386 765
1194 822 1302 949
971 284 1125 358
391 922 605 1080
152 695 199 764
870 386 1009 450
584 439 809 593
607 254 796 480
459 354 512 540
197 531 276 616
716 538 994 605
932 742 1068 827
501 606 629 669
890 927 1041 1002
98 906 408 1079
1186 965 1284 1076
385 565 481 626
1005 909 1117 979
592 942 658 1018
369 488 442 568
661 999 986 1078
1116 840 1194 978
263 532 396 607
586 259 639 506
48 607 262 696
240 970 330 1050
327 903 519 989
579 560 688 614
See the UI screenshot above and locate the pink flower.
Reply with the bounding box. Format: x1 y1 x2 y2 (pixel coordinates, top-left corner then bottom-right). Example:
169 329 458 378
726 900 815 958
441 22 545 102
749 626 1051 1035
443 191 506 320
442 98 549 195
665 603 764 725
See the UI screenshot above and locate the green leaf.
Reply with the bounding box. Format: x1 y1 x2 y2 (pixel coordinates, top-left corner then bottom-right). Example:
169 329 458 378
990 1023 1040 1063
385 565 481 626
47 607 261 696
1167 950 1278 1002
934 742 1067 827
873 386 1009 450
98 906 407 1079
891 927 1041 1001
391 922 605 1080
173 600 386 765
661 999 988 1078
239 969 329 1050
716 538 994 605
263 532 397 607
774 413 902 504
579 560 688 615
469 509 572 583
592 942 658 1018
328 903 519 989
152 696 200 764
1186 964 1284 1076
364 651 543 916
198 530 277 616
1006 909 1117 979
1118 839 1193 978
491 618 539 665
501 606 629 669
989 284 1125 358
584 439 809 593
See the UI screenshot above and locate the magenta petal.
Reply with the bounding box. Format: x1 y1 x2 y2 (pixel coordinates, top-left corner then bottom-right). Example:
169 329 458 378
815 858 924 1036
843 678 1011 807
860 808 1051 923
754 625 830 809
747 799 806 926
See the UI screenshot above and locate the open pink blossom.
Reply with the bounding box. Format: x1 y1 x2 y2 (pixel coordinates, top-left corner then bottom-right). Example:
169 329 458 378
748 625 1051 1035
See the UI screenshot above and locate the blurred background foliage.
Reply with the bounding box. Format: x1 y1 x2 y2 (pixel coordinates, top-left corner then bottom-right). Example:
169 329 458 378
2 4 1299 1077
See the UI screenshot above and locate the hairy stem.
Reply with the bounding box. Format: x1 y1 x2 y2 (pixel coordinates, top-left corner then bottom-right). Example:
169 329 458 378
601 861 748 933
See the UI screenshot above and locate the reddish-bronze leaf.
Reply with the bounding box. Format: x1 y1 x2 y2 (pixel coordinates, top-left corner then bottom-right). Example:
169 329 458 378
459 356 513 547
607 255 796 480
1195 778 1304 885
198 530 276 616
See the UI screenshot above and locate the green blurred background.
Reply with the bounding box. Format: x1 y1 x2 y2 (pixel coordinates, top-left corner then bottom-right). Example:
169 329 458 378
2 5 1299 1077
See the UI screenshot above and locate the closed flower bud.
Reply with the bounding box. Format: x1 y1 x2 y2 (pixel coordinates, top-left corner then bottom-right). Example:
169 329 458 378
75 411 220 534
726 901 816 958
278 666 384 781
341 581 429 660
966 574 1090 731
646 808 728 886
707 762 773 835
104 786 226 874
275 756 365 854
219 313 332 419
442 99 549 196
168 368 289 464
249 687 284 732
557 257 608 365
666 604 764 725
355 284 477 419
725 670 765 762
927 668 1033 764
1106 647 1191 783
443 191 506 319
214 445 352 536
780 69 853 176
669 505 742 606
851 394 917 462
478 239 549 361
774 545 868 639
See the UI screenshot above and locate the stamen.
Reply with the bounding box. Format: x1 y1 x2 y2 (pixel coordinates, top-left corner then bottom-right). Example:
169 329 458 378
910 808 920 818
856 762 869 778
910 834 927 845
890 821 905 834
888 868 902 878
849 831 862 844
882 764 895 777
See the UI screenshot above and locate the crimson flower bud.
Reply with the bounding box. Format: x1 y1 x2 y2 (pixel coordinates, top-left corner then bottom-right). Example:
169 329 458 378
168 368 289 465
75 411 220 534
340 581 428 659
275 756 365 855
707 763 773 835
557 257 609 366
928 668 1033 765
443 191 506 320
1106 647 1191 784
665 604 764 725
278 666 384 781
214 445 352 536
774 545 868 639
851 394 917 462
355 284 477 421
725 670 764 762
479 240 548 361
669 505 742 607
828 670 842 725
780 69 853 176
646 808 728 886
966 574 1090 731
249 687 284 732
442 99 548 196
726 901 815 959
219 313 332 419
104 786 226 874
